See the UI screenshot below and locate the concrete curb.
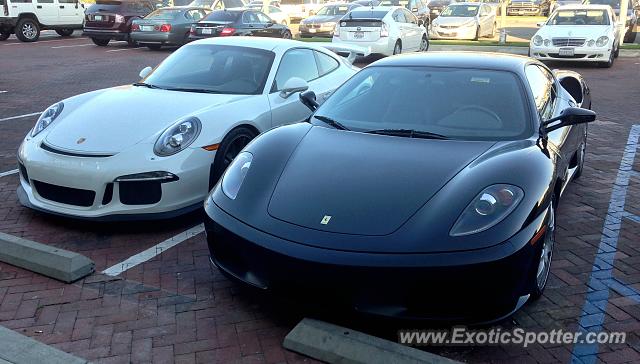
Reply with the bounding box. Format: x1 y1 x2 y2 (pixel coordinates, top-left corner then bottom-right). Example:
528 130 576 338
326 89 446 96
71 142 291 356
0 232 94 283
0 325 88 364
430 44 640 58
284 318 461 364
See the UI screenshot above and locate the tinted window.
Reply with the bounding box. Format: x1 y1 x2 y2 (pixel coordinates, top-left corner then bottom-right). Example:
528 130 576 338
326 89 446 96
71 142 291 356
274 49 319 90
402 8 416 22
144 44 275 95
525 65 555 120
255 11 271 22
315 51 339 76
10 0 33 3
315 66 531 140
88 0 122 11
203 9 241 20
548 9 609 25
243 10 259 22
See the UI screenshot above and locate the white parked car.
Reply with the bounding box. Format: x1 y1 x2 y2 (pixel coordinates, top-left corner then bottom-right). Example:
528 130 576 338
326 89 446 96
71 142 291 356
332 6 429 56
247 3 291 25
279 0 324 21
0 0 85 42
17 37 365 220
430 2 497 40
529 4 620 68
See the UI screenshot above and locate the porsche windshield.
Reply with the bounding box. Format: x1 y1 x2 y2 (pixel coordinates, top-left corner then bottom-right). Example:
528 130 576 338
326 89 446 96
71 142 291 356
547 10 609 25
314 66 532 141
441 5 479 17
141 45 275 95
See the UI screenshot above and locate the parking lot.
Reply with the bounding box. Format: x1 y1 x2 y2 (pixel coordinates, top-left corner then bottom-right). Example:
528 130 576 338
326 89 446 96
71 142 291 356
1 29 640 364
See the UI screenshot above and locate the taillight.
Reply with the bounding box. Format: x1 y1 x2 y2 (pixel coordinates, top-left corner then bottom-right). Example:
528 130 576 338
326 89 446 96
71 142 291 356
220 27 236 36
131 23 140 31
159 24 171 32
380 22 389 37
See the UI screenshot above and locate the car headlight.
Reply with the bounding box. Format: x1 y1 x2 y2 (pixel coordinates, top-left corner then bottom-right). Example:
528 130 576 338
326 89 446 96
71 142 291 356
587 39 595 47
543 39 550 46
32 102 64 137
153 117 202 157
450 184 524 236
532 35 543 46
596 36 609 47
221 151 252 200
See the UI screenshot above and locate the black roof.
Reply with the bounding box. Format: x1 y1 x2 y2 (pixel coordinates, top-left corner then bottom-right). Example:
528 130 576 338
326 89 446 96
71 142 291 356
370 52 535 73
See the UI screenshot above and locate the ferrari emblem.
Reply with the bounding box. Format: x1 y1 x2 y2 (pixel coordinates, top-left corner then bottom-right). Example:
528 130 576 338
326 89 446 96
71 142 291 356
320 215 332 225
76 137 86 144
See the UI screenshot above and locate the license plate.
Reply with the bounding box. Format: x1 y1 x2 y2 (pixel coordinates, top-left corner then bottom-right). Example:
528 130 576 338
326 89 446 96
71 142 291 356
309 28 316 33
202 28 212 35
353 31 364 39
141 25 154 31
559 47 574 56
94 15 103 21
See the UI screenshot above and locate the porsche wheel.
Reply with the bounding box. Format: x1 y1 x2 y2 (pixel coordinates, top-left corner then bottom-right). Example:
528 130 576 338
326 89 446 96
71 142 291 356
209 127 258 190
529 201 555 300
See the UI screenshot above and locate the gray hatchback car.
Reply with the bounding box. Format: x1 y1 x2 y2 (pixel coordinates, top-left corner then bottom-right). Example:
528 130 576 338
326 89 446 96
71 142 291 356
130 6 211 49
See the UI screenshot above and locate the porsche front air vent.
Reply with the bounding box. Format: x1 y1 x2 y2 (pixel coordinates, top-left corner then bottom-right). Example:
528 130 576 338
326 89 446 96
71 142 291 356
32 180 96 207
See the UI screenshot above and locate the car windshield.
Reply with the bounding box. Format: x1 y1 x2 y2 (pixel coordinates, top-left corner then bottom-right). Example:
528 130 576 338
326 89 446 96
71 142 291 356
347 10 388 18
145 8 182 18
548 9 609 25
142 44 275 95
441 4 479 16
314 66 531 141
380 0 410 8
202 10 241 20
316 4 351 15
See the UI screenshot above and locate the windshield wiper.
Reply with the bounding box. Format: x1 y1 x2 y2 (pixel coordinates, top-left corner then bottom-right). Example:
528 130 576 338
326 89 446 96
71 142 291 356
366 129 449 140
132 82 161 89
164 87 223 94
314 115 350 131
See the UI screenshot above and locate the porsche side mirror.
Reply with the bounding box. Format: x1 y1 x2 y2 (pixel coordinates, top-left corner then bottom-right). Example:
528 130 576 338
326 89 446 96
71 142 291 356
279 77 309 99
299 90 319 111
139 66 153 79
543 107 596 133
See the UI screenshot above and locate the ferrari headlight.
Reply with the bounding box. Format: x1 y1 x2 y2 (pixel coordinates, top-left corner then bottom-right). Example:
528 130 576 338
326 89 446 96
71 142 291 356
532 35 543 46
596 36 609 47
32 102 64 137
153 117 201 157
221 151 252 200
450 184 524 236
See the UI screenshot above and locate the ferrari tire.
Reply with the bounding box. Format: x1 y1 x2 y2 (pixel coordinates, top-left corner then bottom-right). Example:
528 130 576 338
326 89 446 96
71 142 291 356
209 127 258 190
574 128 587 179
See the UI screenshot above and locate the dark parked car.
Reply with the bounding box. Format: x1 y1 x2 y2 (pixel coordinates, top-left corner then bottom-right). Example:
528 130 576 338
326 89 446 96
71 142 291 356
427 0 452 18
188 9 291 39
583 0 640 42
299 3 361 38
380 0 431 27
131 6 211 49
204 53 596 323
83 0 158 46
507 0 551 16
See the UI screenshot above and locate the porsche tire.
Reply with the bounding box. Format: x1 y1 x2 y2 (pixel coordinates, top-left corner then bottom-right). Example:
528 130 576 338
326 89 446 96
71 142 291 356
209 127 258 190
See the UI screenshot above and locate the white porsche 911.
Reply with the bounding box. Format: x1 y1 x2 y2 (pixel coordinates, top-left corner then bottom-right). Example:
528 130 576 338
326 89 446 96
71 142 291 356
17 37 364 220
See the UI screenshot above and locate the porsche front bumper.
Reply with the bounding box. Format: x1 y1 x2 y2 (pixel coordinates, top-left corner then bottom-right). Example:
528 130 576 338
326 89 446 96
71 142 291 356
17 139 214 220
204 200 548 323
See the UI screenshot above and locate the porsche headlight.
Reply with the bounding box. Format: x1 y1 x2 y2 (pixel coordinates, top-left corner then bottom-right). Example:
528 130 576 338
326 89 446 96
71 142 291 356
450 184 524 236
32 102 64 137
153 117 202 157
532 35 543 46
221 151 252 200
596 36 609 47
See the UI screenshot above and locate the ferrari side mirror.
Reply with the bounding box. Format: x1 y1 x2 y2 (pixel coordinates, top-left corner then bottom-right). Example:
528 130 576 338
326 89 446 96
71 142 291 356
299 90 319 111
543 107 596 133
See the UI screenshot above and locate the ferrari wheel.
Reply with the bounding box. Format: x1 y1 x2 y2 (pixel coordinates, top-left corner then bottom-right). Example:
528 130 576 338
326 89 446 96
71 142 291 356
209 127 258 190
529 201 555 300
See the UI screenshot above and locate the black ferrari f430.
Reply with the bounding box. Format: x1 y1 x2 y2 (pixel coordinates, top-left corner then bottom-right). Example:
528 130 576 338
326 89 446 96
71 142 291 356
204 52 596 323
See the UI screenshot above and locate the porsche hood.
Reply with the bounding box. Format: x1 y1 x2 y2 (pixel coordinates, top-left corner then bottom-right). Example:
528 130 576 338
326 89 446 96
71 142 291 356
43 86 249 154
267 127 495 236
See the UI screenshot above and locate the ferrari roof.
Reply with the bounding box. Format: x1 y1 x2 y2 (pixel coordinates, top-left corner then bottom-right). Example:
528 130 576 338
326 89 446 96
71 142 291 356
370 52 533 72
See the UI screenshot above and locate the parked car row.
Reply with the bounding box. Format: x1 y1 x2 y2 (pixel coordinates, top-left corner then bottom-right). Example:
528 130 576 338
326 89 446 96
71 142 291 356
15 35 597 322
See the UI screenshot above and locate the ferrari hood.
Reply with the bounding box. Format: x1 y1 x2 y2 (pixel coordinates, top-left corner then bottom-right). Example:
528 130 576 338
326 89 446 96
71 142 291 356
44 86 249 154
267 127 494 236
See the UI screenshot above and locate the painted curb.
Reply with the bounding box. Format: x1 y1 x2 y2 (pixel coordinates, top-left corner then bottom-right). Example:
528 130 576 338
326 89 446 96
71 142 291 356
284 318 461 364
0 232 94 283
0 325 88 364
430 45 640 58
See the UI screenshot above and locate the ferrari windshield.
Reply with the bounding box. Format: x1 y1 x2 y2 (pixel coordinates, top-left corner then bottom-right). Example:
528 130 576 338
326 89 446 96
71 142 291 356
314 66 531 141
441 4 479 17
547 9 609 25
141 44 275 95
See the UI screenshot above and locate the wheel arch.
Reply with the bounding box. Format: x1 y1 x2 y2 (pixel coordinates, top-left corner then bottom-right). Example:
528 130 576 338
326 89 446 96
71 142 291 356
18 12 39 23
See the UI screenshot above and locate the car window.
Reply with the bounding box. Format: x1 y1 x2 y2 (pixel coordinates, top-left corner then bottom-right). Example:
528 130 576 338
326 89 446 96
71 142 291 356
273 49 319 91
402 8 417 23
525 64 556 120
315 66 531 140
243 10 259 22
441 4 479 16
269 5 281 12
37 0 54 3
392 9 406 22
58 0 77 3
147 8 181 18
315 51 339 77
144 44 275 95
255 11 272 22
548 9 609 25
204 9 240 20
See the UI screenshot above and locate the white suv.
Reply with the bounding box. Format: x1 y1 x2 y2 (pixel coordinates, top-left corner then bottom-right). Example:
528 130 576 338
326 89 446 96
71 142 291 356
0 0 85 42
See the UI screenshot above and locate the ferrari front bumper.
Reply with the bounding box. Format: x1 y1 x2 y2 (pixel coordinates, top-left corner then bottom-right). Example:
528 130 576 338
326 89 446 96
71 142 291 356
204 199 548 323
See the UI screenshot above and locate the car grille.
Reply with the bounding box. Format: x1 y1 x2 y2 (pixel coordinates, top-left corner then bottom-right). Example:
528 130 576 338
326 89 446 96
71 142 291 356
548 53 587 59
439 25 459 29
552 38 586 47
32 180 96 207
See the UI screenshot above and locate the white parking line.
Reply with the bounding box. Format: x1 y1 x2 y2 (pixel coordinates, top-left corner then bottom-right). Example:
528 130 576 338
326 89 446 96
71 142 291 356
0 112 42 122
0 91 7 94
50 43 94 49
102 223 205 276
4 37 87 46
0 169 18 178
106 47 144 53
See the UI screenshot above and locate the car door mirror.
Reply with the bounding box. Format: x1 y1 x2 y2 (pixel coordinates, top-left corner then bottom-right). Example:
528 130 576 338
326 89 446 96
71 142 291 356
543 107 596 133
279 77 309 99
139 66 153 79
299 90 319 111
